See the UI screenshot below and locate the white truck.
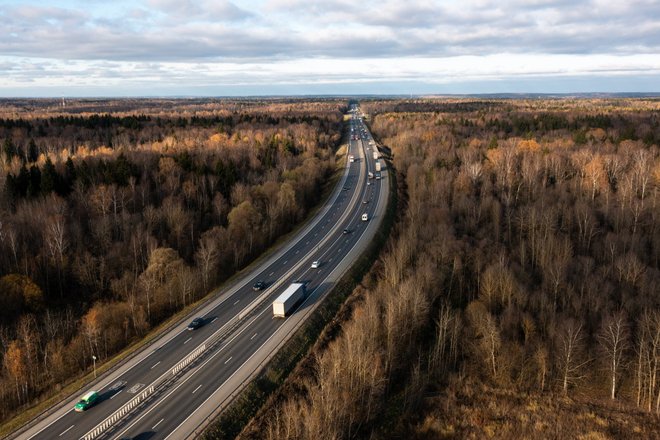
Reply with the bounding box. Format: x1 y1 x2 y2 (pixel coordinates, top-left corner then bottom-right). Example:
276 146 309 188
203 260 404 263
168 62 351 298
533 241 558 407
373 150 379 160
375 160 381 172
272 283 306 318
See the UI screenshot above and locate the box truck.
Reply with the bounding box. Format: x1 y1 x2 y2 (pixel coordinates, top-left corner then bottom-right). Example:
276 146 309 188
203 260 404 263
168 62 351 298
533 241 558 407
272 283 306 318
373 151 379 160
375 160 381 172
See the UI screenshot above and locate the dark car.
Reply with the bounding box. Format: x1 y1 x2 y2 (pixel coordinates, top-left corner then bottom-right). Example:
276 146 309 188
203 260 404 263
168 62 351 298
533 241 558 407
343 228 350 234
187 317 204 330
253 281 266 291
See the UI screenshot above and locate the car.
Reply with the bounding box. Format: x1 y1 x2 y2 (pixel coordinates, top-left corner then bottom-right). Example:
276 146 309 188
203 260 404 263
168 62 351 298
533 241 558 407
343 228 350 234
253 281 266 291
187 317 204 330
74 391 99 412
311 260 320 269
362 213 369 221
363 200 369 204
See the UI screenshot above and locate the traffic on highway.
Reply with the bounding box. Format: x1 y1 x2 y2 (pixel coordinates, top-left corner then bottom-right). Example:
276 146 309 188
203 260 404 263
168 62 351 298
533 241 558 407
16 105 388 440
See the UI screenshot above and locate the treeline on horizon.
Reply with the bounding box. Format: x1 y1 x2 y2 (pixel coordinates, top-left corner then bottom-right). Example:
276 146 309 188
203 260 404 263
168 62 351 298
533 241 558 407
241 98 660 440
0 100 345 424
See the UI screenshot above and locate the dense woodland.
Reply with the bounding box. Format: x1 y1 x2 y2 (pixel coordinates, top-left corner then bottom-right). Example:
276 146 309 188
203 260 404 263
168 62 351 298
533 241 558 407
243 98 660 439
0 98 344 424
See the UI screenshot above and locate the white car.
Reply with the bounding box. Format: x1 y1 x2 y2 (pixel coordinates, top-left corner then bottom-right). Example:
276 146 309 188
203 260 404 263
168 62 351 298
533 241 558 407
311 260 320 269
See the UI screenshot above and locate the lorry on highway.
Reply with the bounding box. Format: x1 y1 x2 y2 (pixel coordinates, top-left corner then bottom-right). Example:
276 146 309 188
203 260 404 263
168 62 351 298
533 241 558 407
373 150 379 160
375 160 381 172
272 282 306 318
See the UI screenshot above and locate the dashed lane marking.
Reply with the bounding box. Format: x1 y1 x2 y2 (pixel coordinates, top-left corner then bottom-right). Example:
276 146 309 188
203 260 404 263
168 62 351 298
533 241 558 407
59 425 74 437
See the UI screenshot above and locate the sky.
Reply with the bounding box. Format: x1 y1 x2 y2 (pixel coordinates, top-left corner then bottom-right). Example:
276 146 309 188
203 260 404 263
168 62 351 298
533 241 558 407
0 0 659 96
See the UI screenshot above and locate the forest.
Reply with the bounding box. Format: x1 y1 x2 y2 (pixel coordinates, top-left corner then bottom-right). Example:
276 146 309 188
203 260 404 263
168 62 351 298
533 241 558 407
240 98 660 439
0 98 344 425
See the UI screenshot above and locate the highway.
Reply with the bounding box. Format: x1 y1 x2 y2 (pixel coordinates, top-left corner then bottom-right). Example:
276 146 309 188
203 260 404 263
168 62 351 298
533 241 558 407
14 105 389 440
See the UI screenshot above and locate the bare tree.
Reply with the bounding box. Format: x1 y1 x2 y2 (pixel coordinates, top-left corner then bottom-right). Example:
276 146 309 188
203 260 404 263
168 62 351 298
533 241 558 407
195 228 220 291
556 321 589 395
466 301 501 380
597 312 630 399
45 214 67 298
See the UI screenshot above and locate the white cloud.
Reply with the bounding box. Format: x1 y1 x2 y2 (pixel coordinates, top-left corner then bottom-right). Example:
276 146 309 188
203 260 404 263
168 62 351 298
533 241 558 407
0 0 658 95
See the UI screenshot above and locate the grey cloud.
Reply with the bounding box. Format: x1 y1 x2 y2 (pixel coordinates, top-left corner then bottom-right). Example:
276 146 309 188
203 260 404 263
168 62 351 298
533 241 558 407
0 0 659 64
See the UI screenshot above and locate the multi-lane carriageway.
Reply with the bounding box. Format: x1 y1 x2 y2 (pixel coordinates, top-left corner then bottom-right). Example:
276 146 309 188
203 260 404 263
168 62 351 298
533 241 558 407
16 106 389 440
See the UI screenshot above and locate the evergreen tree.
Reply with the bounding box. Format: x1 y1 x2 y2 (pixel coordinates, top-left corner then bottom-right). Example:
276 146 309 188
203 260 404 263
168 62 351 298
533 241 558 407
2 138 15 161
41 157 59 194
27 165 41 198
27 139 39 163
63 157 77 193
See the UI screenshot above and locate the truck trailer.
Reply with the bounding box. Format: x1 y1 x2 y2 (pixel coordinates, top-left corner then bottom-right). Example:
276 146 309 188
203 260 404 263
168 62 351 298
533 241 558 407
272 283 306 318
375 160 381 172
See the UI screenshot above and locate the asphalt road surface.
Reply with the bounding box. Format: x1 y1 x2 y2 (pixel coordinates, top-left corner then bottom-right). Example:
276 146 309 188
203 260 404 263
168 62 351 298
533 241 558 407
15 105 389 440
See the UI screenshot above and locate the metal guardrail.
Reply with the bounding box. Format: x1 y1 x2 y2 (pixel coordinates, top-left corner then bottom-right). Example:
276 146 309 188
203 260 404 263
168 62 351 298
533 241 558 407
73 122 367 440
80 343 208 440
81 385 154 440
172 344 206 375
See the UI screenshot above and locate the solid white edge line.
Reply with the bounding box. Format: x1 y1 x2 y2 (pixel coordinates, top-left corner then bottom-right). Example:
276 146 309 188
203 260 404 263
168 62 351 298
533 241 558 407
112 309 269 439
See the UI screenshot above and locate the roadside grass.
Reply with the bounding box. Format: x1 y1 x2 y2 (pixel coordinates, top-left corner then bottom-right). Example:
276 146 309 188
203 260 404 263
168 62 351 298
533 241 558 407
408 377 660 440
202 157 398 440
0 134 350 440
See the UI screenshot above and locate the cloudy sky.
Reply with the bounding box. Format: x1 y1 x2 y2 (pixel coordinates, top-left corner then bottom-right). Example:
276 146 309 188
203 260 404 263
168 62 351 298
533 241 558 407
1 0 659 96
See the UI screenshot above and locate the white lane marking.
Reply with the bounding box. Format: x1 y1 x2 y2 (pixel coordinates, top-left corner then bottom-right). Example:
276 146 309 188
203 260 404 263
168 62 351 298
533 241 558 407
283 260 287 265
116 312 268 440
295 250 299 254
305 241 309 245
211 317 218 323
250 332 258 340
153 418 164 429
184 337 192 345
234 299 240 305
151 361 161 369
224 356 232 365
32 106 362 440
162 308 302 440
110 390 122 399
116 140 370 440
269 271 274 276
59 425 74 437
192 384 203 394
